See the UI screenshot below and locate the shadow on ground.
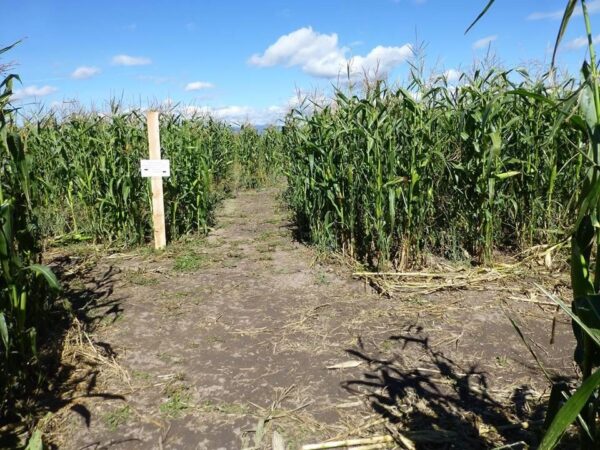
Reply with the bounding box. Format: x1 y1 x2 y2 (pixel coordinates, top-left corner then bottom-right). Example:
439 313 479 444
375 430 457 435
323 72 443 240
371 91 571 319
342 326 577 449
0 254 125 449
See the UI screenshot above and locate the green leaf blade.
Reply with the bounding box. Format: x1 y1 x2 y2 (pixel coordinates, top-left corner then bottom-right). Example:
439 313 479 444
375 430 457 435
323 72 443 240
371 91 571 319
540 368 600 449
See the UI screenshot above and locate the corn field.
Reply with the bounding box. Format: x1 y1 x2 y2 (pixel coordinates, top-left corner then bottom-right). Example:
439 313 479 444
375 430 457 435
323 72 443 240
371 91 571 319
1 78 283 417
2 31 598 448
1 52 60 420
22 107 283 246
284 69 584 269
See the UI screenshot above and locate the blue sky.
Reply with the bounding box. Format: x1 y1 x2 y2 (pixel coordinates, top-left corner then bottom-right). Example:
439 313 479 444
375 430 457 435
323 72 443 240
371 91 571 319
3 0 600 124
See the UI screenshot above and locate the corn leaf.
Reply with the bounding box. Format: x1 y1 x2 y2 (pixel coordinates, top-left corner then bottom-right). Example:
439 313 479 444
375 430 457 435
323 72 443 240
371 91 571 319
25 264 60 291
536 283 600 348
552 0 579 67
465 0 497 34
0 313 9 358
540 368 600 449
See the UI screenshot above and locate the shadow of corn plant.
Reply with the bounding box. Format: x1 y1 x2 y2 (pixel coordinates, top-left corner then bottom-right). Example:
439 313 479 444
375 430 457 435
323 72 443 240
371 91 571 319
468 1 600 448
0 252 126 449
342 330 578 449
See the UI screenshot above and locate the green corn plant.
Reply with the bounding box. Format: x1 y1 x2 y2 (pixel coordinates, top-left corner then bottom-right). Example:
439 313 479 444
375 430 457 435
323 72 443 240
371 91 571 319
1 37 284 423
0 43 60 416
233 124 283 189
283 68 580 269
20 106 279 246
470 1 600 448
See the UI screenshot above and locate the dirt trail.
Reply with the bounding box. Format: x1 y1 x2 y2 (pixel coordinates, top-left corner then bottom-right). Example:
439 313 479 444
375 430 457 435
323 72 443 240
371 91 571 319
51 187 576 449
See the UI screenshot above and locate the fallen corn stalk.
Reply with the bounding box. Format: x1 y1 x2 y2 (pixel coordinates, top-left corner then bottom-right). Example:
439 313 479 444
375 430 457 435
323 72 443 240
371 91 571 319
301 435 394 450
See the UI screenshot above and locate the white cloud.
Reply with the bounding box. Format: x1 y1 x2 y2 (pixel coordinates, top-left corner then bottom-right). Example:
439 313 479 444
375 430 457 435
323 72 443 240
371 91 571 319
528 0 600 20
185 81 215 91
287 90 331 111
249 27 412 79
527 10 565 20
71 66 101 80
184 91 335 125
566 36 588 50
249 27 343 76
350 45 413 77
185 103 291 126
472 35 498 50
111 54 152 66
213 106 256 121
12 85 58 100
443 69 461 83
564 34 600 50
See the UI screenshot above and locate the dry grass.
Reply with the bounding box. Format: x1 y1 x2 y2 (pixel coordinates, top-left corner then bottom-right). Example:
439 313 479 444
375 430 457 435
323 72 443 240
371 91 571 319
353 256 568 299
38 319 132 448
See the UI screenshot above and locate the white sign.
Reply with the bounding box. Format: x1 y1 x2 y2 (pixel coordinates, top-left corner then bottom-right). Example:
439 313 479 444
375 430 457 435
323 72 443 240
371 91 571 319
141 159 170 177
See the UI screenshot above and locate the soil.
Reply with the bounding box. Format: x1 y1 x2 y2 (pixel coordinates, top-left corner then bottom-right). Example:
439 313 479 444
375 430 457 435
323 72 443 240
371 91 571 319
40 187 577 450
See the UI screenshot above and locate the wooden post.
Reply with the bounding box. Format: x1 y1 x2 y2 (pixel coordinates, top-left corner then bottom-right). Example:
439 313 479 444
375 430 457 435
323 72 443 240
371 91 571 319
146 111 167 249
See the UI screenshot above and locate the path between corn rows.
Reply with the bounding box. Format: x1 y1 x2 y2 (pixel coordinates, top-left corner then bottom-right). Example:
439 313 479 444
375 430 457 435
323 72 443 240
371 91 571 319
52 187 575 450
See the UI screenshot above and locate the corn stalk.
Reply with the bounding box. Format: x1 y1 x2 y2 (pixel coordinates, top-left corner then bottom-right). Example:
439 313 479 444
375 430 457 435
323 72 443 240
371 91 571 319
0 43 60 415
284 71 581 268
470 1 600 448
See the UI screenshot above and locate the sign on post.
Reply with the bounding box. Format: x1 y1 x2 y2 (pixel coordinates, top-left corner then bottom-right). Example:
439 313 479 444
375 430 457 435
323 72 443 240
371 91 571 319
140 159 170 177
145 111 168 250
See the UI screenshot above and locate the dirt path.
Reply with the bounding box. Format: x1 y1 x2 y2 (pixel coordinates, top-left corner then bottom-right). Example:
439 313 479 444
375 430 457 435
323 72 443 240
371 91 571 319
48 187 576 449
